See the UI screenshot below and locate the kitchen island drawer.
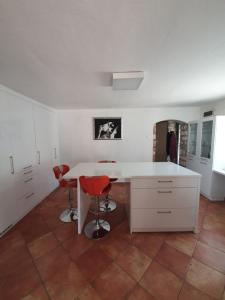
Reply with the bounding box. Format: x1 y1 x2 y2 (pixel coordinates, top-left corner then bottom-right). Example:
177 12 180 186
131 177 198 188
131 208 196 230
131 188 197 208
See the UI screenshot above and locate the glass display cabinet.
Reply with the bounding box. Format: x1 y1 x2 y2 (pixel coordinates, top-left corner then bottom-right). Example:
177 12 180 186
200 120 213 159
188 123 198 155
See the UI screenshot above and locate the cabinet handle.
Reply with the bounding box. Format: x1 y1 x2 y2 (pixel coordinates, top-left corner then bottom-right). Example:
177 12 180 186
23 165 32 170
54 148 57 159
200 161 207 165
24 178 33 183
157 210 172 214
9 156 14 174
158 180 173 183
157 191 172 194
37 151 41 164
24 170 32 175
25 192 34 199
200 158 208 161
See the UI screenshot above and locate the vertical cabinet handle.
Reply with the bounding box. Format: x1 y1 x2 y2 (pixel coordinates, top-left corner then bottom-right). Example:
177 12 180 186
37 151 41 165
9 156 14 174
54 148 57 159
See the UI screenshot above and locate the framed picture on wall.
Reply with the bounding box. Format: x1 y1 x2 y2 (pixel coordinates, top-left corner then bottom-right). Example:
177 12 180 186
93 117 122 140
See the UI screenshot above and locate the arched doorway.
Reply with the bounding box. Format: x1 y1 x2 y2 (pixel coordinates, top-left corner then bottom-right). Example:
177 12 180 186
153 120 188 166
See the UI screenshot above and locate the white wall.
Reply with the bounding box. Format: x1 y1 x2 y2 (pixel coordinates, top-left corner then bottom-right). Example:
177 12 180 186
200 98 225 116
57 107 201 166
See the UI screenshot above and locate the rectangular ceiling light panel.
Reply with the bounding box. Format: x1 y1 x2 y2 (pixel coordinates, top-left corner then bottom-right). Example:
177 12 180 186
112 71 144 90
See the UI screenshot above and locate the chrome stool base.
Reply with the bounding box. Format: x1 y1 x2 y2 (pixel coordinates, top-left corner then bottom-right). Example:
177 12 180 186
84 219 110 240
100 199 117 212
59 208 78 223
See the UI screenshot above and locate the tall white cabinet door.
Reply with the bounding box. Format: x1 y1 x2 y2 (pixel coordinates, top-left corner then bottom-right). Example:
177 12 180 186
33 105 57 202
187 122 200 172
198 117 215 199
49 110 60 167
0 91 16 234
6 93 35 173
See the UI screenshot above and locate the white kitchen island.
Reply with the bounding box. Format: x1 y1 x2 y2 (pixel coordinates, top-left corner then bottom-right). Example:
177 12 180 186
64 162 201 234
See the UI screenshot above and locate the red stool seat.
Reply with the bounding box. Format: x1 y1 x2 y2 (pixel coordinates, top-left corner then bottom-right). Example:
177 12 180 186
79 176 111 239
53 165 78 222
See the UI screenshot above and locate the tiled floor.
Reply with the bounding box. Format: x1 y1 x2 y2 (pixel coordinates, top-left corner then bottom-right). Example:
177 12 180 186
1 183 225 300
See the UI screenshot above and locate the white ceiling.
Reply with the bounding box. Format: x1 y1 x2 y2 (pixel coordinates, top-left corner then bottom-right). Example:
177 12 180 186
0 0 225 109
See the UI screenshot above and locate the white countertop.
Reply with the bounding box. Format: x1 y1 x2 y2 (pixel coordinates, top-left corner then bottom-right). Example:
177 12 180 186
64 162 201 179
213 168 225 177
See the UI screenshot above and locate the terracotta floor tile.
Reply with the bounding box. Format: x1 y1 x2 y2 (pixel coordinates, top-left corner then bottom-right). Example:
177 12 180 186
204 206 225 228
194 241 225 274
18 213 51 243
76 245 112 282
93 263 136 300
21 285 49 300
0 261 40 300
28 232 59 260
53 222 77 242
155 243 191 278
62 234 94 261
207 202 225 215
165 232 197 256
99 235 129 260
203 215 225 232
0 229 25 253
127 284 155 300
41 208 63 230
2 187 222 300
78 285 102 300
199 196 208 213
140 261 182 300
196 210 205 235
200 229 225 252
44 261 88 300
34 245 71 281
110 220 134 243
178 282 216 300
0 243 32 279
186 258 225 299
132 232 166 258
115 245 152 281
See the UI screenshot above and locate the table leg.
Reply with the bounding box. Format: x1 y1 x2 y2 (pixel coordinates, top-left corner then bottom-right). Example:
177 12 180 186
77 181 91 234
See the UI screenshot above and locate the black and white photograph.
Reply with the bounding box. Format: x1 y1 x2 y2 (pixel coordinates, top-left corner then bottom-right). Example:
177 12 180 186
93 117 122 140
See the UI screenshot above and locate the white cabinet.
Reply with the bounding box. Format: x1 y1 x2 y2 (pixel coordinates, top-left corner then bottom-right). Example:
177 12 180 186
33 105 58 202
0 90 36 234
6 92 35 173
213 116 225 173
0 91 17 234
187 116 225 201
186 121 200 172
130 176 200 233
0 87 59 236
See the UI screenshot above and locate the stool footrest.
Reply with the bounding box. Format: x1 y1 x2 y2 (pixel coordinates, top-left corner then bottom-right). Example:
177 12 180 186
84 219 110 240
99 199 117 212
59 208 78 223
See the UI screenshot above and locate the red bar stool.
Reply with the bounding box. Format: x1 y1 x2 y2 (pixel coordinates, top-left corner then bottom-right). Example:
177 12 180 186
98 160 117 212
53 165 78 222
79 175 111 239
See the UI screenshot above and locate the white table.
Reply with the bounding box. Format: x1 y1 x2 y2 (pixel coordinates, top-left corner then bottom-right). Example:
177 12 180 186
64 162 201 234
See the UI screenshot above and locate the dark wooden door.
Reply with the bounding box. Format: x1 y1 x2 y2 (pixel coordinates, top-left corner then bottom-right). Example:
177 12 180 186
155 121 168 162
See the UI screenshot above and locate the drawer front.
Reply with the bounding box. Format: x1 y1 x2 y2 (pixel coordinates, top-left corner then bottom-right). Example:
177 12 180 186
131 208 196 229
131 177 198 188
131 188 197 208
